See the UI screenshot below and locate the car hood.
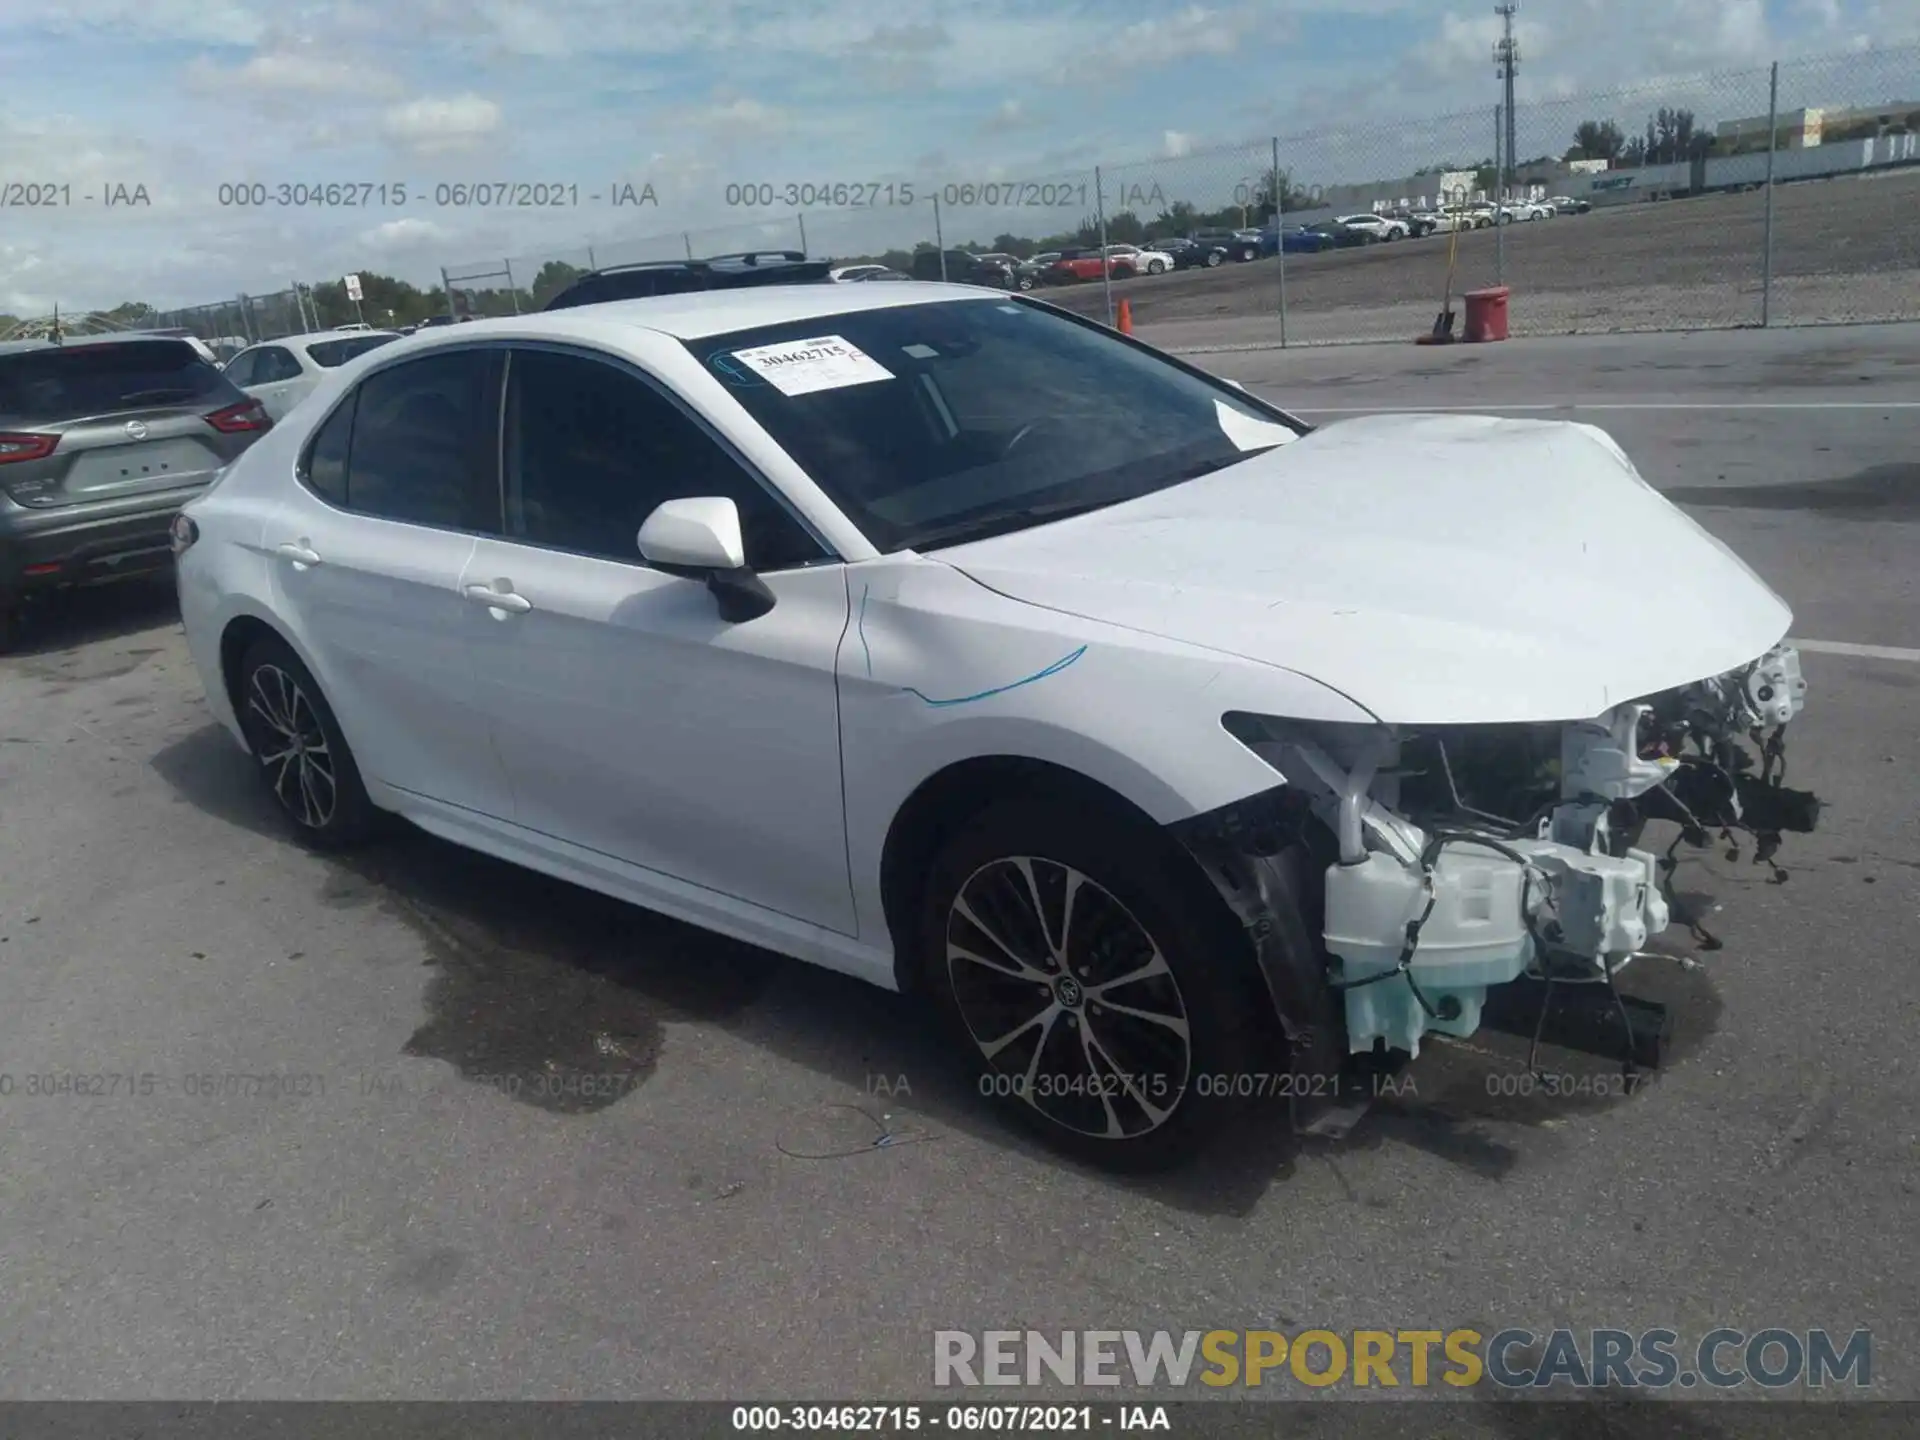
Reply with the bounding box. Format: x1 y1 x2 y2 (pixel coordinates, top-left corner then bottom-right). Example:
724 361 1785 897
934 413 1792 725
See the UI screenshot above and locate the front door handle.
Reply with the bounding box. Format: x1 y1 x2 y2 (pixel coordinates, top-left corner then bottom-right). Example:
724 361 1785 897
277 541 321 568
464 582 532 614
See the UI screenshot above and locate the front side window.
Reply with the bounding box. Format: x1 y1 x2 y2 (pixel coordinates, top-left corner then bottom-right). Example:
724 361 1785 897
339 350 497 530
253 347 302 383
224 350 261 387
501 348 826 571
690 297 1302 553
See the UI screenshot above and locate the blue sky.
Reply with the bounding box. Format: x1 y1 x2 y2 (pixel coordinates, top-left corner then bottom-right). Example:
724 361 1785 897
2 0 1915 313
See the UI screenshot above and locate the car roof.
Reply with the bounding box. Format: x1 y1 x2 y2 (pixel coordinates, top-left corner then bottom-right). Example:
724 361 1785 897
274 329 402 348
391 281 1006 344
0 332 203 357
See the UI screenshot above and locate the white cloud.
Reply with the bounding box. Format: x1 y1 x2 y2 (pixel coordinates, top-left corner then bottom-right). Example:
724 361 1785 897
380 95 503 155
361 217 451 250
185 49 405 98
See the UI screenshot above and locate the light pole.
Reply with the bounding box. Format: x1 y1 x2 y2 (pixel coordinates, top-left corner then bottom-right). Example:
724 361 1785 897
1493 4 1519 203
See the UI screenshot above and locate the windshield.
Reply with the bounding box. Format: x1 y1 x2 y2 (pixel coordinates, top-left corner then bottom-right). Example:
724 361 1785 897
305 334 399 367
0 339 232 425
688 296 1302 553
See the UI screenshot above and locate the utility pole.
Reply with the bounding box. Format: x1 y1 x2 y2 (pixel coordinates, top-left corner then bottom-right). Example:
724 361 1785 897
1493 3 1519 201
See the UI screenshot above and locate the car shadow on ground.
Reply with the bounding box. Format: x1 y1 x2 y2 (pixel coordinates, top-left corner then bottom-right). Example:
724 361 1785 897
3 576 181 660
149 721 1727 1217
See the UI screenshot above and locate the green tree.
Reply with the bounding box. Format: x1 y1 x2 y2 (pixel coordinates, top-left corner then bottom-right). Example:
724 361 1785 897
1570 119 1626 161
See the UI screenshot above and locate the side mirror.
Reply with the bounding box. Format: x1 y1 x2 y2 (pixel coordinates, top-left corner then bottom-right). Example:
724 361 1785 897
636 496 776 623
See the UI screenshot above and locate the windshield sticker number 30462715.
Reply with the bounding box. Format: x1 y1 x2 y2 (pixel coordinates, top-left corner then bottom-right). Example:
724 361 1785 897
729 336 895 396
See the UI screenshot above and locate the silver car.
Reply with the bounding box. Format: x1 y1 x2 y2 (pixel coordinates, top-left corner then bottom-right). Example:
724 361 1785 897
0 333 272 650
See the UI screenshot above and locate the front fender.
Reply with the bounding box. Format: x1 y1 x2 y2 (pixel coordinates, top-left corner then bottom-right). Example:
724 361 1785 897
837 556 1377 944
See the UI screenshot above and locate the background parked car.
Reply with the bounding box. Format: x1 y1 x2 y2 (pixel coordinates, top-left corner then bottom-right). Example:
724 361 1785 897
909 250 1018 288
1046 248 1116 283
1549 195 1592 214
1333 213 1410 242
1280 225 1338 253
1099 243 1173 276
1152 238 1228 270
223 328 403 422
1013 253 1060 290
0 333 271 650
1190 229 1262 262
1304 220 1374 248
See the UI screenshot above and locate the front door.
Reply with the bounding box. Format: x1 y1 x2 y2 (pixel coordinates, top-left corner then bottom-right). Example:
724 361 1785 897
459 344 856 933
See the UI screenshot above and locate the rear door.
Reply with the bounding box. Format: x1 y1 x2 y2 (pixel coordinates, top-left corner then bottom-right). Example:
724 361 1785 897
262 347 515 819
0 338 264 511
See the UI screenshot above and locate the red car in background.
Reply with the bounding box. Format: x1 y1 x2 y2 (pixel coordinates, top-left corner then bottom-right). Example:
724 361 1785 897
1047 247 1121 283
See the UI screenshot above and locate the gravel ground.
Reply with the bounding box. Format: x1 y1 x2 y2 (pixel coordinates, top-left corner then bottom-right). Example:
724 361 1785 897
1036 168 1920 346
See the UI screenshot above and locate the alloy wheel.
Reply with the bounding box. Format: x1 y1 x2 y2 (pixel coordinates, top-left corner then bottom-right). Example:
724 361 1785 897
246 663 337 829
946 856 1192 1140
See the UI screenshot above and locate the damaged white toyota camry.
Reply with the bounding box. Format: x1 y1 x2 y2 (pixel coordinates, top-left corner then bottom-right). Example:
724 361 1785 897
172 279 1819 1168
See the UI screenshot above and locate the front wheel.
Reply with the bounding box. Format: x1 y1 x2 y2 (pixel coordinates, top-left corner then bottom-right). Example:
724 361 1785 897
920 800 1272 1170
1147 259 1166 274
1017 274 1035 291
1205 250 1223 267
235 633 379 849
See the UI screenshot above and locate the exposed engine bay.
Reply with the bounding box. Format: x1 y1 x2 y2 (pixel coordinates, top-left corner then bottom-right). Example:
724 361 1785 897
1223 644 1819 1063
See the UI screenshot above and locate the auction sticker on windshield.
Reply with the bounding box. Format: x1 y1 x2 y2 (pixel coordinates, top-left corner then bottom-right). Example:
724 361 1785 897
730 335 894 396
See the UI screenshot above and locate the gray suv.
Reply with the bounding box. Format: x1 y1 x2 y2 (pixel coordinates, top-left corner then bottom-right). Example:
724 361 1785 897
0 333 271 650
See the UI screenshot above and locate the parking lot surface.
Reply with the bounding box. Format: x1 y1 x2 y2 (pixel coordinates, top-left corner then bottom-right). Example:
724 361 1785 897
1039 171 1920 346
1 323 1915 1407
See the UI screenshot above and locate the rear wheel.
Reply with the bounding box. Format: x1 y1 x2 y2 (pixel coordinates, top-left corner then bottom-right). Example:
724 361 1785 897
234 634 378 849
1205 250 1224 267
920 800 1271 1171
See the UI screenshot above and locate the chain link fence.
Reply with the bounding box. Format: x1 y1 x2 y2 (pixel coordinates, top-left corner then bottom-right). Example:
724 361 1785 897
136 41 1917 353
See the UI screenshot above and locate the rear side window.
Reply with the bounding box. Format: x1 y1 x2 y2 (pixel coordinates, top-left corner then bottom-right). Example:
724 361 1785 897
297 351 497 530
0 340 236 426
224 350 261 387
306 335 397 368
302 391 355 506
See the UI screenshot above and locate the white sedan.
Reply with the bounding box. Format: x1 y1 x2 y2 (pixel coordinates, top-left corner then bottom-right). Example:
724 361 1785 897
170 281 1814 1169
1332 213 1410 241
1099 243 1173 275
223 328 403 421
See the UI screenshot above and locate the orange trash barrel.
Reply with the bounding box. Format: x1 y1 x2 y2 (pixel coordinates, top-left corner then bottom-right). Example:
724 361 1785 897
1462 286 1510 342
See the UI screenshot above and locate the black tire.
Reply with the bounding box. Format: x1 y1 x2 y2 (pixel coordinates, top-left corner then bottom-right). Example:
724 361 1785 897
1147 259 1165 274
1205 250 1223 267
234 633 379 850
1017 275 1035 291
1238 246 1256 262
919 799 1273 1171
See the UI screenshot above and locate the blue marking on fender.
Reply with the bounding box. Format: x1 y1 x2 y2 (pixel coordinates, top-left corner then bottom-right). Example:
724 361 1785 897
906 646 1088 707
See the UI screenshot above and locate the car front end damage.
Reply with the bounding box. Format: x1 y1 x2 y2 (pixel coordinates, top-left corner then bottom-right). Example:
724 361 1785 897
1171 642 1818 1132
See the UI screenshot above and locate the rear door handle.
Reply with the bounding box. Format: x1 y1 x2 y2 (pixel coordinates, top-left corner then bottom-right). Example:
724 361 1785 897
465 583 532 614
277 542 321 568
